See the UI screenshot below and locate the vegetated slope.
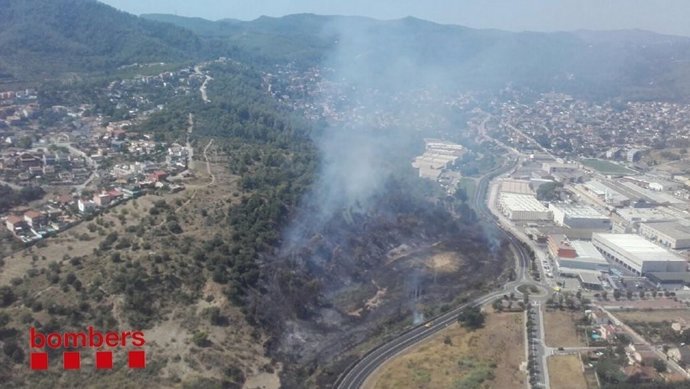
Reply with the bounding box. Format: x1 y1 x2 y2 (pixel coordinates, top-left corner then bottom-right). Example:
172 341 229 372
0 60 313 387
0 0 203 82
144 13 690 101
129 59 510 388
144 13 334 68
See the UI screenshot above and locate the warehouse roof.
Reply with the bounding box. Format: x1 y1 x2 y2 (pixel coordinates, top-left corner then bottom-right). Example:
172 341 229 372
549 203 609 219
582 180 630 204
641 221 690 240
499 193 548 212
578 271 603 286
500 179 534 195
646 272 690 284
569 240 608 264
592 233 686 266
615 207 675 224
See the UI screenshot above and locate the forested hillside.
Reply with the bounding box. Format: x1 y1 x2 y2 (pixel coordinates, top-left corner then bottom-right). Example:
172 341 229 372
0 0 202 82
4 0 690 101
145 13 690 101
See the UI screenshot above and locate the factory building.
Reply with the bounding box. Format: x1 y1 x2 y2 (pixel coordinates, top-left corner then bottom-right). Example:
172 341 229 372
639 221 690 250
591 233 687 275
578 272 604 290
580 180 630 208
542 161 580 175
412 139 463 180
548 235 610 272
615 207 675 228
500 179 534 195
498 193 551 221
549 203 611 230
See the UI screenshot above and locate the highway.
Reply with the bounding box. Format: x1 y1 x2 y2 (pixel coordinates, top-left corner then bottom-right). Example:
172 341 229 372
335 156 535 389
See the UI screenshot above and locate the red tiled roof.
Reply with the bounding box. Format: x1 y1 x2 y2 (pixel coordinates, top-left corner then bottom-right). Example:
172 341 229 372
56 194 72 204
6 215 23 224
24 210 42 219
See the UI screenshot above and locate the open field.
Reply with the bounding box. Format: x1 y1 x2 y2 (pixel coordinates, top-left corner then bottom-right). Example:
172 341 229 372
544 310 586 348
581 158 637 175
365 310 525 389
642 148 690 167
615 309 690 324
599 298 686 310
547 355 586 389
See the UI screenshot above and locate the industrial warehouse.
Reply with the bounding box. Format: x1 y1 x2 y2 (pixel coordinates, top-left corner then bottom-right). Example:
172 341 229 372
547 234 610 273
411 139 464 180
591 233 688 275
639 221 690 249
549 203 612 230
498 192 551 221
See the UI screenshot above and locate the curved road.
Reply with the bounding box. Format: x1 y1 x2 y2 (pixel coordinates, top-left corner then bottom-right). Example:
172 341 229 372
335 157 534 389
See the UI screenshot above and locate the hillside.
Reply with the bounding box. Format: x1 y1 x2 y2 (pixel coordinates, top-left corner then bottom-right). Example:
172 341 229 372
4 3 690 389
0 0 203 83
144 13 690 101
3 0 690 100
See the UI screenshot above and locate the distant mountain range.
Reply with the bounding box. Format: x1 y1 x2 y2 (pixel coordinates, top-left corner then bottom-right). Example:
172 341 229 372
0 0 202 82
3 0 690 101
143 13 690 100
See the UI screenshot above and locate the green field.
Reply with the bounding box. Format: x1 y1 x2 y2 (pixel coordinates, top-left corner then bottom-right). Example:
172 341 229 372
458 178 477 201
581 159 637 175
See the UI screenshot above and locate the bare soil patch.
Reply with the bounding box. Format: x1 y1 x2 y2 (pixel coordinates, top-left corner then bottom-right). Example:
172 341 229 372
544 310 586 348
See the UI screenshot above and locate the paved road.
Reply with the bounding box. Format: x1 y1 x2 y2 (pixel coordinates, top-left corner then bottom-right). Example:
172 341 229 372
335 158 535 389
55 142 98 191
0 179 22 190
529 302 550 389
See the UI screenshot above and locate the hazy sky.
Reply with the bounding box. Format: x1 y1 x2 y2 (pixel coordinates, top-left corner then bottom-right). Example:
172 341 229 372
101 0 690 36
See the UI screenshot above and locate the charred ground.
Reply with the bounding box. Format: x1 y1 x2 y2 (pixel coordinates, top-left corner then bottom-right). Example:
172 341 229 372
253 172 512 388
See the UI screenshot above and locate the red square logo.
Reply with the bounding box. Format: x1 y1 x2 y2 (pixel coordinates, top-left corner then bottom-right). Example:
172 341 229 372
30 352 48 370
63 351 80 370
128 350 145 369
96 351 113 369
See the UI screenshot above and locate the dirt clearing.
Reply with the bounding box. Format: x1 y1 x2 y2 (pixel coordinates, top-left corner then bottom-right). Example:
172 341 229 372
544 310 586 348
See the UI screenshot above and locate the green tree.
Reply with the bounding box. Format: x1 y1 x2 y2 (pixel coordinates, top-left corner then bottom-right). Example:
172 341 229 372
536 182 563 201
192 331 211 347
654 359 667 373
458 306 485 330
16 136 33 149
492 298 503 312
0 286 16 307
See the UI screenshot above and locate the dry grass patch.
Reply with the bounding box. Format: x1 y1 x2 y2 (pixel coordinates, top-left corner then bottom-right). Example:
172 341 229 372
547 354 586 389
366 310 525 389
615 309 690 324
425 252 462 273
544 310 586 348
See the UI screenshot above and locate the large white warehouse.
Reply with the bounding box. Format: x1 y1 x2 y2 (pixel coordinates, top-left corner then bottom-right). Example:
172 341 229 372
591 233 687 275
549 203 611 230
639 221 690 250
498 193 551 221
